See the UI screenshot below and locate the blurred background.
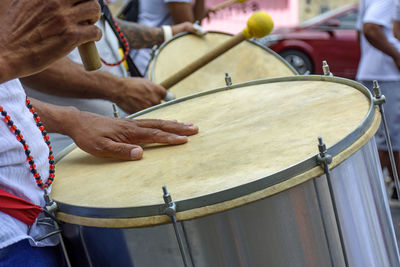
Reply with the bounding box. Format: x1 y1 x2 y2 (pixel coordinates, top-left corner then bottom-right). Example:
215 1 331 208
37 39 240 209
108 0 360 78
108 0 358 29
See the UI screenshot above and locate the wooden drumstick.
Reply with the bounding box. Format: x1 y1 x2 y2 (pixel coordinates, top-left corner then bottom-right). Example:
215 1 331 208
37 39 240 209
78 21 102 71
78 42 102 71
160 11 274 89
210 0 248 12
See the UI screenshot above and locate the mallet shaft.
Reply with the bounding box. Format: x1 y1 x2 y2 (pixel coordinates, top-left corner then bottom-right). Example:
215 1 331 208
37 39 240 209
160 32 245 89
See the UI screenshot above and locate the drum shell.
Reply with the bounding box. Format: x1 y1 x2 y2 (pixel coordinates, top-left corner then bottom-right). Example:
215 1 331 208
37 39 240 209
53 76 400 266
62 139 399 267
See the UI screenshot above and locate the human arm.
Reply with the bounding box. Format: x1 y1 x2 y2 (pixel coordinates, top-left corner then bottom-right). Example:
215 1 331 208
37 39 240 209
115 19 198 49
167 0 207 24
394 21 400 40
363 22 400 70
21 57 166 114
29 98 199 160
0 0 101 83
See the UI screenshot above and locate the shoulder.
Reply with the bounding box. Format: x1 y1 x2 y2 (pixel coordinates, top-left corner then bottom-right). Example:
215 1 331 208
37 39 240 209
362 0 394 26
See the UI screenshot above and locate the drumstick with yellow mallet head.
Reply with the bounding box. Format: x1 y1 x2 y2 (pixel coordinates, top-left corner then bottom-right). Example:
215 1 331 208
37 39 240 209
210 0 248 12
160 11 274 90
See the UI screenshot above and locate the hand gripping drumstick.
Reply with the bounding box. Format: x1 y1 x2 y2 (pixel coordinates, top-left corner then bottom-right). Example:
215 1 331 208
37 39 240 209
210 0 248 12
159 11 274 90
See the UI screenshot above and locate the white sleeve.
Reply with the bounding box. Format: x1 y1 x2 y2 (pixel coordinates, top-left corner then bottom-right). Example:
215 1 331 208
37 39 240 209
362 0 392 27
356 0 364 31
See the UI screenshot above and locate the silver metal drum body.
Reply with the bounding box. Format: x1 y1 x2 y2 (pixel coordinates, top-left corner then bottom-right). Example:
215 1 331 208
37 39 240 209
63 139 400 267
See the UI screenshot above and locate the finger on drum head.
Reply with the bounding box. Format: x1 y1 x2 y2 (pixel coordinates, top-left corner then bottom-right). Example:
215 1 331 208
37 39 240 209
137 128 189 144
136 119 199 135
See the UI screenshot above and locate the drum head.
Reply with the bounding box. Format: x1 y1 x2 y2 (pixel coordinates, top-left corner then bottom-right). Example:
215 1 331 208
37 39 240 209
53 76 379 227
149 32 297 98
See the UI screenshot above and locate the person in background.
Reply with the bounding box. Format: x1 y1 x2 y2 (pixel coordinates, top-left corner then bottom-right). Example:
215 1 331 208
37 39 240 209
23 0 200 155
130 0 208 75
356 0 400 199
0 0 198 265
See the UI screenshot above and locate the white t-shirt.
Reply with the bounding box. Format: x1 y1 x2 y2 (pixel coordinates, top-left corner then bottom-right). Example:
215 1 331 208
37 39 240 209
396 0 400 20
132 0 191 75
356 0 400 81
0 79 58 249
25 19 129 155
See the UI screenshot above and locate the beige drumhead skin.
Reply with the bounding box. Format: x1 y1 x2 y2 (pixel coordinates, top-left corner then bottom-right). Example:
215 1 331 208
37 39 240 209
149 32 296 98
53 78 378 227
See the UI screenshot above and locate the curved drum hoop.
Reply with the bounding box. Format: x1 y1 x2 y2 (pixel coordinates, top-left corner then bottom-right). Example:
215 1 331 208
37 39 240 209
54 76 399 267
148 31 297 98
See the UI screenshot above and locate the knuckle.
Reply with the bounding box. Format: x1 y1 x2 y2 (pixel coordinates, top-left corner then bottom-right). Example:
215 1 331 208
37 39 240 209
93 1 102 19
153 129 164 138
84 1 101 23
159 120 168 128
54 13 69 32
93 141 108 152
94 26 103 40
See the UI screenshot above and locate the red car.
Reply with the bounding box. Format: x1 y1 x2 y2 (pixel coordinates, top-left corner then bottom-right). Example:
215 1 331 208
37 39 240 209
258 4 360 79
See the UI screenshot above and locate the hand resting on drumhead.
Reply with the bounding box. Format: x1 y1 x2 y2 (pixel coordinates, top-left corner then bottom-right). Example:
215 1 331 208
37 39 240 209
30 98 199 160
69 114 199 160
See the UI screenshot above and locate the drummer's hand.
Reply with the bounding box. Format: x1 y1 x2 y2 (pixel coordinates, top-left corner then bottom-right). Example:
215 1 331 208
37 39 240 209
0 0 101 83
69 111 199 160
172 22 206 36
111 77 167 114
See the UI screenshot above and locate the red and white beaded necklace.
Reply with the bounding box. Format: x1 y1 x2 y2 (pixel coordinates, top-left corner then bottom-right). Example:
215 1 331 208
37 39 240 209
0 98 55 189
100 0 131 67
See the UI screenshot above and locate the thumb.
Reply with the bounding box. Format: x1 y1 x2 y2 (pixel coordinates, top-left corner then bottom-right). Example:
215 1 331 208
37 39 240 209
99 142 144 161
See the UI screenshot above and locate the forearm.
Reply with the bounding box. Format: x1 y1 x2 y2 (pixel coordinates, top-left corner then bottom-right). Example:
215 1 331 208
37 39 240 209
21 57 123 102
115 18 164 49
29 98 80 135
168 2 195 23
193 0 206 21
364 23 400 61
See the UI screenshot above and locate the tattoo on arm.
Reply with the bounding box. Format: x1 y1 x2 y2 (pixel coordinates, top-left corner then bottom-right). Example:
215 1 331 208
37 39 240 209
116 18 164 49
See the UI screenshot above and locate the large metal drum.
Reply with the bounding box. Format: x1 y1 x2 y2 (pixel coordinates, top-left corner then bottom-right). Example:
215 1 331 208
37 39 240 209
53 76 399 267
147 31 297 98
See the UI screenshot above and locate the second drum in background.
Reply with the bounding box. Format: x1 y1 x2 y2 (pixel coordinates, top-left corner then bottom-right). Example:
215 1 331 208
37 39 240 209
148 31 297 98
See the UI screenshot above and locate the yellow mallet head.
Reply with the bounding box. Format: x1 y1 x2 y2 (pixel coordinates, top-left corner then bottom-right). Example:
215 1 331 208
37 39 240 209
238 0 248 3
242 11 274 39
